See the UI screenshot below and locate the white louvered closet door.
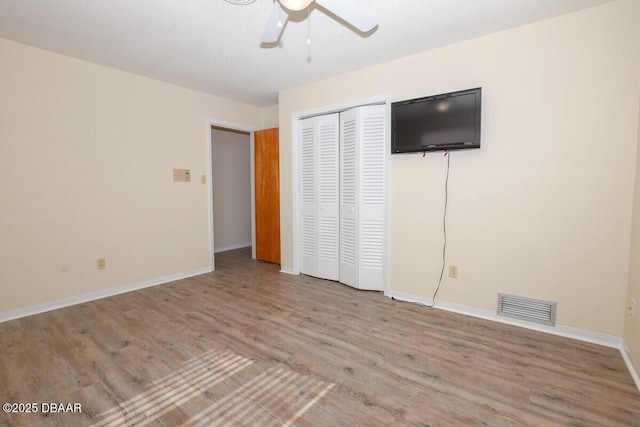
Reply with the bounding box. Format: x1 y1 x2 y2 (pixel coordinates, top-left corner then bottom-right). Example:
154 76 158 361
300 105 386 291
299 114 340 281
339 105 386 291
339 109 358 287
357 105 386 290
317 114 340 280
300 118 318 278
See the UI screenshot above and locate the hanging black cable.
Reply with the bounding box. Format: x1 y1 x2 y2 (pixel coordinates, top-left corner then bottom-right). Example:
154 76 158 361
426 151 450 307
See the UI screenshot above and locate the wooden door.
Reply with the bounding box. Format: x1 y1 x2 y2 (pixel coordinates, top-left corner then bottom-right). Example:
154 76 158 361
255 128 281 264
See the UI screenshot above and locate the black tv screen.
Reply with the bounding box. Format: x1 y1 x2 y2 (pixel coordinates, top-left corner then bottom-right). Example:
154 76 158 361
391 87 481 153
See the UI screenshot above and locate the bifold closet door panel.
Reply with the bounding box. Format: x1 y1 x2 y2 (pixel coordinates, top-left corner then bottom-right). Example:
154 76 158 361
300 119 318 278
316 114 340 281
356 105 386 291
339 109 358 288
339 104 386 291
299 114 340 281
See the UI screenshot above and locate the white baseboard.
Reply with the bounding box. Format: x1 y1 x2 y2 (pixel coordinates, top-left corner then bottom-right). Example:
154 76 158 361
621 342 640 392
387 290 640 392
279 267 297 275
214 242 252 253
387 290 622 348
0 267 211 323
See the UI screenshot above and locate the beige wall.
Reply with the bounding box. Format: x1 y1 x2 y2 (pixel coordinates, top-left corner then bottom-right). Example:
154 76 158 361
279 0 640 336
0 37 269 313
211 128 252 252
626 83 640 365
262 104 280 129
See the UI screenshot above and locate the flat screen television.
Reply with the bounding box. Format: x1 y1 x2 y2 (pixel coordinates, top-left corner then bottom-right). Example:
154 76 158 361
391 87 481 154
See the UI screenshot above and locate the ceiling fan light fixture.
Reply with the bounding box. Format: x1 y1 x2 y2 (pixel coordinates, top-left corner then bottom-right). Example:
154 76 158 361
223 0 257 4
279 0 313 12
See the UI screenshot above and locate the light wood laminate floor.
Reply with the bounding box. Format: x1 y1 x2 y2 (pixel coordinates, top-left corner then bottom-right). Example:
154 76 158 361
1 248 639 426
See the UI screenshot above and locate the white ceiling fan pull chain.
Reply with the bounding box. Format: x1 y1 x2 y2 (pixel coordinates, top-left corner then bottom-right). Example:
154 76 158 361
307 6 312 62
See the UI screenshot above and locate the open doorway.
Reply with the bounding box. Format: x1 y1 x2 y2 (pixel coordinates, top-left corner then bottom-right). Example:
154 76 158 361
210 125 254 264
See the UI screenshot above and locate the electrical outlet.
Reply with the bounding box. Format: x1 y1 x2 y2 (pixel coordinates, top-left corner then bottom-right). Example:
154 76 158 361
449 265 458 279
201 174 206 184
631 298 636 319
97 258 106 270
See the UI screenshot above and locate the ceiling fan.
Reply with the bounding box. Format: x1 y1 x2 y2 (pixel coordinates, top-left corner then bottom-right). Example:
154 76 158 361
261 0 378 44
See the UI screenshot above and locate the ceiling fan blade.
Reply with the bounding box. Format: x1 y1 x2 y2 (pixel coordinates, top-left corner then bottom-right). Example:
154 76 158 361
315 0 377 32
261 1 289 43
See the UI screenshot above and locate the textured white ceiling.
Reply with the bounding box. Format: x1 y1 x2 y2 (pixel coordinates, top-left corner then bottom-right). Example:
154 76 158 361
0 0 611 107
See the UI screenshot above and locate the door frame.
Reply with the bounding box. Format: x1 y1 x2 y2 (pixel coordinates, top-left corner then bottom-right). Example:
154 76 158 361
290 94 392 294
206 118 257 271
